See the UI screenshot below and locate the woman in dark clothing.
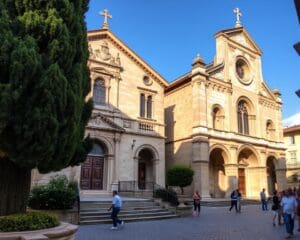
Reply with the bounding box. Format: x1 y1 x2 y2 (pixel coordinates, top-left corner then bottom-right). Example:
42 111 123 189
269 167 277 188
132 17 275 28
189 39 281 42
272 190 280 226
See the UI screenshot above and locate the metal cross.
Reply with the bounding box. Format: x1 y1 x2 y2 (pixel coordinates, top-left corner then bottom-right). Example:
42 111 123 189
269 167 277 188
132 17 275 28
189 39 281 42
100 9 112 28
233 8 242 27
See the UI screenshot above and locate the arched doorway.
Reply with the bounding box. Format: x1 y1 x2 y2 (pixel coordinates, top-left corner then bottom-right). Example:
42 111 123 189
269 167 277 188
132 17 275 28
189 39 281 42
209 148 227 198
267 156 277 195
237 147 259 197
80 141 106 190
138 148 154 190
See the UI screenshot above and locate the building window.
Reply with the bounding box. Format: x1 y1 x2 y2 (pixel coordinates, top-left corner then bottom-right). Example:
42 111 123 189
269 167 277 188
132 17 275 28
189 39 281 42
212 106 224 130
237 100 249 135
266 120 275 139
140 94 145 117
289 135 295 145
140 93 153 119
93 78 106 105
147 96 152 118
289 151 297 165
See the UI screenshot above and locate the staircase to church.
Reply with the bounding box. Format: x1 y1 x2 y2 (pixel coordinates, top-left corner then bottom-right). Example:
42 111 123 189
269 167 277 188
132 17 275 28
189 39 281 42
79 199 178 225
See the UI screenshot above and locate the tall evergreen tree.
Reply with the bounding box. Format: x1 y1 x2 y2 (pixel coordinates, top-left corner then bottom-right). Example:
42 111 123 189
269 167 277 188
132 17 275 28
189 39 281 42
0 0 93 215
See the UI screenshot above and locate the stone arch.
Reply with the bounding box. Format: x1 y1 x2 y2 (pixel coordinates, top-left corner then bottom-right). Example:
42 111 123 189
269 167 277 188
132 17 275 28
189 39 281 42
236 96 255 114
236 96 255 135
211 104 225 130
266 155 277 195
209 145 230 198
134 144 159 190
134 144 159 161
237 145 260 197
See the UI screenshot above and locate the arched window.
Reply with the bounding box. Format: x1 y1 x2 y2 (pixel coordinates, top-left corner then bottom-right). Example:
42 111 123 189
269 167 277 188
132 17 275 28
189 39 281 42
147 96 152 118
140 94 145 117
93 78 106 105
237 101 249 135
212 105 224 130
266 120 275 139
89 142 105 156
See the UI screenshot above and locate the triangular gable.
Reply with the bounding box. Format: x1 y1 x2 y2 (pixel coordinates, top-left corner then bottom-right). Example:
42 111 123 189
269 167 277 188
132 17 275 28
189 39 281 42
259 82 277 101
87 29 169 87
88 112 125 132
215 27 262 55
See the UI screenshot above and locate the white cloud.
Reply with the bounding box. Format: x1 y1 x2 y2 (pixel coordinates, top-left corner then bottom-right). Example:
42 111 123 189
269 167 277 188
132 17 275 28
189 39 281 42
283 112 300 128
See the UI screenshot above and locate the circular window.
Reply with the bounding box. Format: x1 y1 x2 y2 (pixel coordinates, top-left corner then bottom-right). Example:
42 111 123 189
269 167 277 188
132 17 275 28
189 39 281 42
143 76 153 86
235 58 252 85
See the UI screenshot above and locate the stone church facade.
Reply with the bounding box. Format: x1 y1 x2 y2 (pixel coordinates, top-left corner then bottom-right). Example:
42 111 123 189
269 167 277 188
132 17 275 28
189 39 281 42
165 25 286 198
32 10 286 198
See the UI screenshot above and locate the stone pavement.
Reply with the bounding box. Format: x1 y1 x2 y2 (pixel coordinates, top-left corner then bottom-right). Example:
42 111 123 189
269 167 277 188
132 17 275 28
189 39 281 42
75 205 299 240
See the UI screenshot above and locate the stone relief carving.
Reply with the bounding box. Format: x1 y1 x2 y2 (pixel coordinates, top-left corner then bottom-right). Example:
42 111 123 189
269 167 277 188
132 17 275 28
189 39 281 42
123 120 131 128
88 41 121 66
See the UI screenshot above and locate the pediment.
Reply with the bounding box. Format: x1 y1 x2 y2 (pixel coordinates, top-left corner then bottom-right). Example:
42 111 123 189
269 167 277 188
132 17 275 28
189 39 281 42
216 27 262 55
87 113 125 132
259 82 277 101
87 29 168 87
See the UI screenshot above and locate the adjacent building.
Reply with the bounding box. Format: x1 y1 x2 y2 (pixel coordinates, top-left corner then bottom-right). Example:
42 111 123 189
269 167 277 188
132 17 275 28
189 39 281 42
284 125 300 187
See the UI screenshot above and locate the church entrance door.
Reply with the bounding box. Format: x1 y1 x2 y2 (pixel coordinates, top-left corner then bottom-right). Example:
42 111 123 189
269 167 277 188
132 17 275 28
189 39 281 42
138 162 146 190
80 156 104 190
238 168 246 196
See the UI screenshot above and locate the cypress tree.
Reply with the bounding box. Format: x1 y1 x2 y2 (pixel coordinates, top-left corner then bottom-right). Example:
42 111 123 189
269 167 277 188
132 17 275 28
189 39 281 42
0 0 93 215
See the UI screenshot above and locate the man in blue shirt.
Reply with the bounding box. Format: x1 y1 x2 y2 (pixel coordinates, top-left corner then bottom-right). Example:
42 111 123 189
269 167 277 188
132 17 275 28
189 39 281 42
108 190 124 230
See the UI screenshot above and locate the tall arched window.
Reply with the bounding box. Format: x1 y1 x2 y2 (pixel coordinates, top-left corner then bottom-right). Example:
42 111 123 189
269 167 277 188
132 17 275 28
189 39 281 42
147 96 152 118
140 94 145 117
237 101 249 135
93 78 106 105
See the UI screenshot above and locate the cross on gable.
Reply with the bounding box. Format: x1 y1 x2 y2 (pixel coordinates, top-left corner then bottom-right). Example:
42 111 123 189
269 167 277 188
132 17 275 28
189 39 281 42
100 9 112 29
233 7 242 27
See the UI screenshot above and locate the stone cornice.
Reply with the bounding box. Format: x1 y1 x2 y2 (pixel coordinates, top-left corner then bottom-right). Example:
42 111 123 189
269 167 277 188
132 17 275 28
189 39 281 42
258 96 281 110
205 77 233 93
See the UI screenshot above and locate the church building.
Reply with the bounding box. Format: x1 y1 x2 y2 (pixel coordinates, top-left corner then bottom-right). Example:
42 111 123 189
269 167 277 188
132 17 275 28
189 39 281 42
32 8 287 199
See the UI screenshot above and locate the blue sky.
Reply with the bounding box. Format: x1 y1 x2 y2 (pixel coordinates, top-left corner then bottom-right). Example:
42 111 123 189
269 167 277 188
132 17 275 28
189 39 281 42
85 0 300 119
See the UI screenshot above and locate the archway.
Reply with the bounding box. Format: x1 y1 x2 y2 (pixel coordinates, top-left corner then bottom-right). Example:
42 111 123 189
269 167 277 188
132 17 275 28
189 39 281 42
138 148 155 190
80 141 107 190
266 156 277 195
209 148 227 198
237 147 259 197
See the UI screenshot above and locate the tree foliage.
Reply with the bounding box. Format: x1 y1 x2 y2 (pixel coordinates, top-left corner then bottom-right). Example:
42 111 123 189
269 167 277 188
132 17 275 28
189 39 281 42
166 165 194 194
0 0 93 173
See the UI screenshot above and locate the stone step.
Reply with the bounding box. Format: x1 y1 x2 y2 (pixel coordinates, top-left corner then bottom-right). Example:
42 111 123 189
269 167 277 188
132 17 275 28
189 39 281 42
80 202 158 208
80 208 167 216
80 214 178 225
80 211 172 221
80 205 162 212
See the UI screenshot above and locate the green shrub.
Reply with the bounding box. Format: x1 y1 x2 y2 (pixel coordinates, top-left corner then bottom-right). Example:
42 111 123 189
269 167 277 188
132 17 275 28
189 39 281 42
28 176 78 210
0 212 59 232
166 164 194 194
154 188 179 206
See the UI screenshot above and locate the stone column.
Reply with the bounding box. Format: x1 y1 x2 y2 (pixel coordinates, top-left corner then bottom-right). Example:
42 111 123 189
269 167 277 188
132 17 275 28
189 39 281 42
224 164 238 197
276 157 287 191
111 135 121 191
192 137 210 198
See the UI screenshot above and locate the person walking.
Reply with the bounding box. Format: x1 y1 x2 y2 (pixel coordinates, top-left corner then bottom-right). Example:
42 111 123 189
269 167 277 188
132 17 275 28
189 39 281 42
237 189 242 213
229 190 238 212
271 190 280 226
281 188 297 239
108 190 124 230
192 190 201 217
260 188 268 211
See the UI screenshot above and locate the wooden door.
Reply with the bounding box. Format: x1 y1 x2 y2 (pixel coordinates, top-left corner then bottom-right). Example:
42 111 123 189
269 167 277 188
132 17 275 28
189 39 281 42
91 156 104 190
138 162 146 189
80 156 104 190
238 168 246 196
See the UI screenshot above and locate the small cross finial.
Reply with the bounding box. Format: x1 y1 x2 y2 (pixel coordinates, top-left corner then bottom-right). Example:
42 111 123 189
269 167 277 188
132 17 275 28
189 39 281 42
233 7 242 27
100 9 112 29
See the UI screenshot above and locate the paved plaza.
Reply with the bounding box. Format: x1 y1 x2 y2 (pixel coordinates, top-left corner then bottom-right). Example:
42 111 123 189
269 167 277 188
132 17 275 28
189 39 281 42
75 205 299 240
